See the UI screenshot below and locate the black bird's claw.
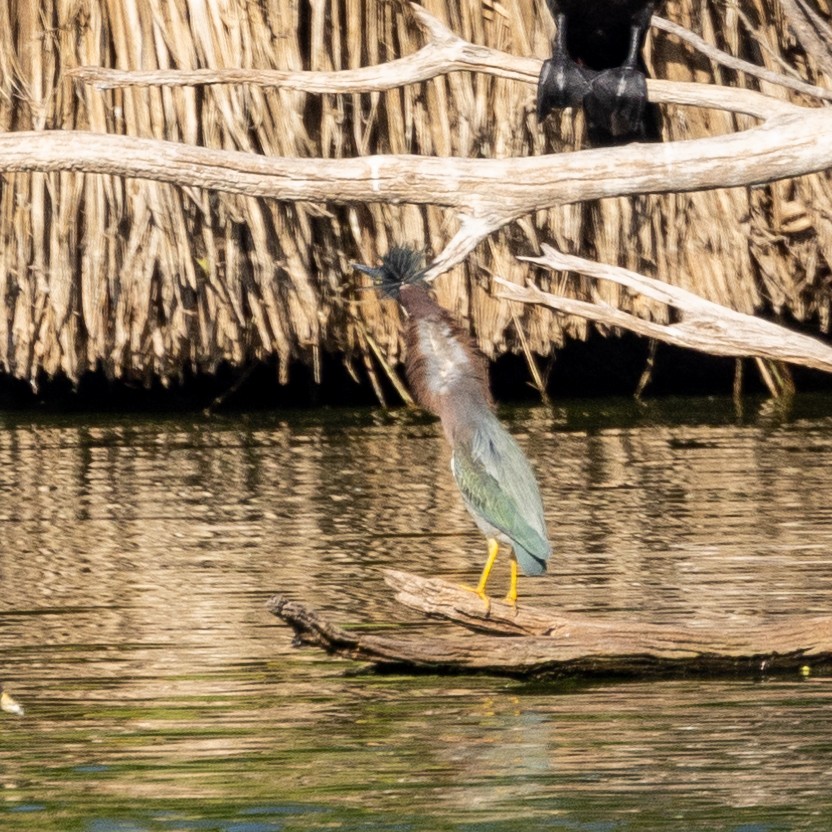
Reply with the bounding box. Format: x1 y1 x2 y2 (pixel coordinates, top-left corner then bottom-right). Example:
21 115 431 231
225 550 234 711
584 65 650 144
536 53 594 121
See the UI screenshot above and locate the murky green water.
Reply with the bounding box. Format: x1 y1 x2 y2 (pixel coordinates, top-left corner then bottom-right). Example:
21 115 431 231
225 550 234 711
2 395 832 831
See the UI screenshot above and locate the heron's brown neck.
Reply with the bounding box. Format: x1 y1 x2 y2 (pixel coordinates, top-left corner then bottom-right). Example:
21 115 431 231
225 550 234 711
399 284 493 443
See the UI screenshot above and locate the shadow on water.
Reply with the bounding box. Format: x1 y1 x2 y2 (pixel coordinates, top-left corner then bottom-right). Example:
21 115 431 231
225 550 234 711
2 394 832 830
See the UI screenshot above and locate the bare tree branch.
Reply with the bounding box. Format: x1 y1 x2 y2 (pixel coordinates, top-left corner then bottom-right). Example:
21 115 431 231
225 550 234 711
68 5 540 92
652 15 832 102
778 0 832 78
68 4 830 107
493 245 832 375
1 93 830 279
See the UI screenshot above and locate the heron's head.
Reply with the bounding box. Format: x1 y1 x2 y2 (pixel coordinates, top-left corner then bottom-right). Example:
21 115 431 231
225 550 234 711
352 246 428 299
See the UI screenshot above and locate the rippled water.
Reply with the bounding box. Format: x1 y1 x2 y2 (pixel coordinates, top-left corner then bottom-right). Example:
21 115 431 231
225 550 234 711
2 396 832 830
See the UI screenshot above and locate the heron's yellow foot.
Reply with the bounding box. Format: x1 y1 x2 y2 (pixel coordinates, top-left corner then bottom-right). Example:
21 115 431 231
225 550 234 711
459 538 500 612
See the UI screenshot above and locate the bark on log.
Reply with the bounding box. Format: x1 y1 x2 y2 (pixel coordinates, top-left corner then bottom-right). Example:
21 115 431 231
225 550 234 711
266 570 832 678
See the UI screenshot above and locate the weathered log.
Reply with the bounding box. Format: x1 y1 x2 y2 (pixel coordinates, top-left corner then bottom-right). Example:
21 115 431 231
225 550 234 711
266 570 832 678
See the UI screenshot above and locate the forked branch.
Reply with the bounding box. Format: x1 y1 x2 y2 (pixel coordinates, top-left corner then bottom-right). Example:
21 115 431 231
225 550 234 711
30 3 832 281
28 1 832 338
2 99 831 281
69 4 832 105
494 245 832 375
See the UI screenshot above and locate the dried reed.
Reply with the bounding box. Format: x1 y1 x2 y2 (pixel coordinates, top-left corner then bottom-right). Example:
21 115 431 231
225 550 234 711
0 0 830 394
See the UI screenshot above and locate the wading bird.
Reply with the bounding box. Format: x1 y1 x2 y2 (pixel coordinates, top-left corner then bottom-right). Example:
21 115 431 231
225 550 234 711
537 0 662 146
353 248 551 606
1 684 24 716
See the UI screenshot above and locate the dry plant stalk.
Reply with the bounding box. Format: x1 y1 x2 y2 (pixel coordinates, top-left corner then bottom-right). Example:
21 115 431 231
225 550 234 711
0 0 831 394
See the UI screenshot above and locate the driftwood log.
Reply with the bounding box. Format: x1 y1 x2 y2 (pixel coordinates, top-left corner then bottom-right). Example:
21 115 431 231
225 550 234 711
266 570 832 678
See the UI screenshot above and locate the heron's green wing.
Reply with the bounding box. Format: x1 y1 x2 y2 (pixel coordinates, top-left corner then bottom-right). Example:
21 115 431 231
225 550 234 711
451 417 550 562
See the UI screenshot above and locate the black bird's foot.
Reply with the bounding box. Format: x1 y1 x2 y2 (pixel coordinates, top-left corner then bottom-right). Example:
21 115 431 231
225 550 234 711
584 64 651 145
536 52 593 122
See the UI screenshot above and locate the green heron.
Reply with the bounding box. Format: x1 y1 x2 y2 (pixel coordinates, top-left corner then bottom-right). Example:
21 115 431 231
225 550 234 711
537 0 662 146
354 248 551 605
1 684 24 716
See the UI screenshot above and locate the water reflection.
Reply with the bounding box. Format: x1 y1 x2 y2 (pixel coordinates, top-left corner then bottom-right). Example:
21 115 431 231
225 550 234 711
1 397 832 830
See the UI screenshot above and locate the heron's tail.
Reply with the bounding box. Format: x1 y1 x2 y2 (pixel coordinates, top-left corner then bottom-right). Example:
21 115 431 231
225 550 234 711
514 541 551 577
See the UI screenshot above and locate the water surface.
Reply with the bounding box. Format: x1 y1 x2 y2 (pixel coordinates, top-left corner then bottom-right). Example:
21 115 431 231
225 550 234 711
2 395 832 830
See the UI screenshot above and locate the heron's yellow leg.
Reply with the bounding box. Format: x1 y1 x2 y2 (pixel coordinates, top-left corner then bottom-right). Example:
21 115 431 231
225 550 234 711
460 538 499 610
475 538 500 599
503 557 518 606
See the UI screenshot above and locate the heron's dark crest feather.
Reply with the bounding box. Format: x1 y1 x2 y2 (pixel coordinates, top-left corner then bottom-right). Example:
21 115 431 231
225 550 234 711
351 246 428 299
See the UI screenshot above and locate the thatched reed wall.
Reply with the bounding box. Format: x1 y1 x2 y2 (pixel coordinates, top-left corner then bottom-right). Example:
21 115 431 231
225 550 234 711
0 0 830 394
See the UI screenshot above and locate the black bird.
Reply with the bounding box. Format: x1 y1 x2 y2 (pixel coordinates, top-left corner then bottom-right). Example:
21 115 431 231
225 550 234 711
537 0 662 146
